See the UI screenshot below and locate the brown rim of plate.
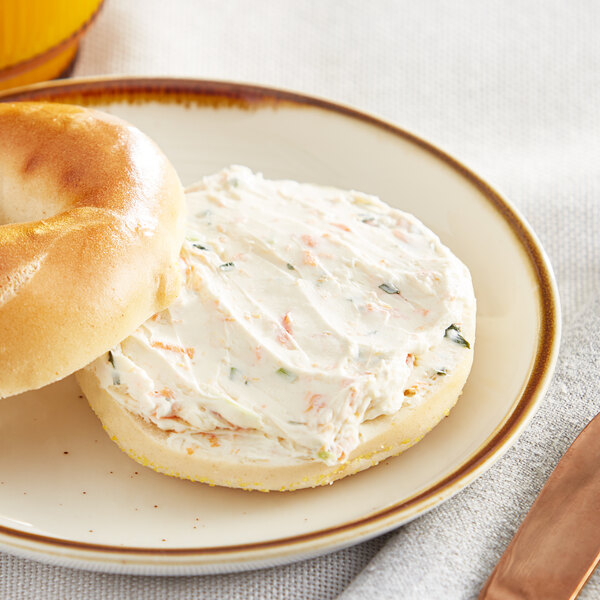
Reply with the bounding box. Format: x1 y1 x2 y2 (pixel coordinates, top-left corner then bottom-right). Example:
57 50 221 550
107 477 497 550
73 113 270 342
0 1 104 83
0 77 560 560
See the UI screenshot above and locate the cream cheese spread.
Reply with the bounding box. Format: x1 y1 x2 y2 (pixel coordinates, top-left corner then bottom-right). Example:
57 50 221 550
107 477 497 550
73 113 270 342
87 166 475 466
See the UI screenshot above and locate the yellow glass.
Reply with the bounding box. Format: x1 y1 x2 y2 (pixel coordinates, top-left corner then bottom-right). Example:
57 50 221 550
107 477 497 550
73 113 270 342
0 0 103 90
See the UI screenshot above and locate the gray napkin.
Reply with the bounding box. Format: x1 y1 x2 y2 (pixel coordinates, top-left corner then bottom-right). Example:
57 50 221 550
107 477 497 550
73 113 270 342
341 295 600 599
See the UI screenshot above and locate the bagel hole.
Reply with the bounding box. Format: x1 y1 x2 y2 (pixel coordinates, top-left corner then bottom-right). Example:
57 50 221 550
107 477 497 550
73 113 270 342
0 180 70 226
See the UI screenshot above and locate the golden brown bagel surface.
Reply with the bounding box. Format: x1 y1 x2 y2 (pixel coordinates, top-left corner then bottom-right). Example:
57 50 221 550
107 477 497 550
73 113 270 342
0 102 185 398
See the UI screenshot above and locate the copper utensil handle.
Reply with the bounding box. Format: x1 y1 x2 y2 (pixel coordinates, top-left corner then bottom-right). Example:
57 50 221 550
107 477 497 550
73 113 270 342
479 413 600 600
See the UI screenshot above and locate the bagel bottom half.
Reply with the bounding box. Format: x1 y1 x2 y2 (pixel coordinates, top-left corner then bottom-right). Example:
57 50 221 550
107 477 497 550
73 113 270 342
75 334 474 492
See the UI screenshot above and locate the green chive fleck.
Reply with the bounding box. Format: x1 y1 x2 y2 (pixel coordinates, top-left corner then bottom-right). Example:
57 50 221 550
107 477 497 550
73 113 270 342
318 450 333 461
193 243 209 251
276 367 298 382
107 351 120 384
435 368 447 376
229 367 239 380
219 262 235 271
286 263 295 271
444 324 471 349
379 283 399 294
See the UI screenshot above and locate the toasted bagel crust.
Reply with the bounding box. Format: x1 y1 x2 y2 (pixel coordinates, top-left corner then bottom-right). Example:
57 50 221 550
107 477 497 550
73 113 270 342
76 314 475 491
0 102 186 398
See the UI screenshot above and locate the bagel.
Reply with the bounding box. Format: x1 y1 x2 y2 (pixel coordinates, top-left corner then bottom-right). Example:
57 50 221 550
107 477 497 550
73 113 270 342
77 166 476 491
0 102 186 398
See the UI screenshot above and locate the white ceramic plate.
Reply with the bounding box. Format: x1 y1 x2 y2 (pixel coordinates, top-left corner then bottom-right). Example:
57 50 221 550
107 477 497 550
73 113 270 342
0 78 560 574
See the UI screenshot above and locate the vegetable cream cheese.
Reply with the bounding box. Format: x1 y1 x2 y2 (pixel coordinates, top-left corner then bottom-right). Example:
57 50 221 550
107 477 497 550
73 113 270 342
89 166 475 466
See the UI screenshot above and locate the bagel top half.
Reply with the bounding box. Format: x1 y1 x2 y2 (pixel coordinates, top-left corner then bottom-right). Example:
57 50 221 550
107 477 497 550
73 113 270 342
0 102 186 398
77 166 476 491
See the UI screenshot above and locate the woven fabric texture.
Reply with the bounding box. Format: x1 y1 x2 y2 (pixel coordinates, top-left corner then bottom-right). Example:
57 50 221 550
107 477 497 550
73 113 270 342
1 0 599 598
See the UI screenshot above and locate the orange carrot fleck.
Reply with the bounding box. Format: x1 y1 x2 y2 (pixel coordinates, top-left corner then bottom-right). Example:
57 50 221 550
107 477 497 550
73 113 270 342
151 341 195 359
190 272 203 292
152 388 175 399
303 250 316 266
281 312 293 334
255 346 263 361
208 434 220 447
332 223 351 232
277 332 294 348
305 393 324 413
301 234 317 247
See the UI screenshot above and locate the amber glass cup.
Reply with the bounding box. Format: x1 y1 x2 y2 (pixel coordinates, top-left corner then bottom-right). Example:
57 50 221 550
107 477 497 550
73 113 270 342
0 0 103 91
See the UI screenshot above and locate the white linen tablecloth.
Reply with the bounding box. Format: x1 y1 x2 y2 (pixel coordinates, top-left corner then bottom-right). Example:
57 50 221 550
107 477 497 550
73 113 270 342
2 1 599 597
